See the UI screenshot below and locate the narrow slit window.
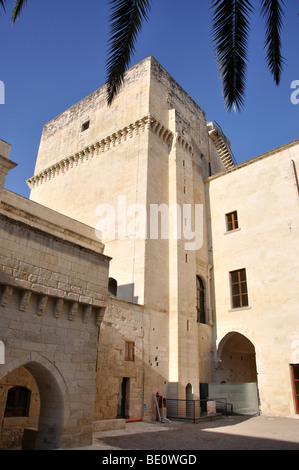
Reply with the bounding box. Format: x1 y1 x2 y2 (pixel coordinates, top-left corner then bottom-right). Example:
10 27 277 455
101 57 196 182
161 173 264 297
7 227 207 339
196 276 206 323
125 341 135 361
230 268 249 309
226 211 238 231
291 364 299 414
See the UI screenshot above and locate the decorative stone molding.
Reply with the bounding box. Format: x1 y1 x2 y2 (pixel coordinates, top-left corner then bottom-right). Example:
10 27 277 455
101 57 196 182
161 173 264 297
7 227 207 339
176 134 194 157
37 295 48 316
19 290 31 312
0 283 107 326
0 285 13 307
26 115 174 190
54 298 64 319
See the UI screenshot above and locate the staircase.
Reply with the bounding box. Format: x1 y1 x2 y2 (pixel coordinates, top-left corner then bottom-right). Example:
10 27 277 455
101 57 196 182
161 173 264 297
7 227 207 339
207 121 236 170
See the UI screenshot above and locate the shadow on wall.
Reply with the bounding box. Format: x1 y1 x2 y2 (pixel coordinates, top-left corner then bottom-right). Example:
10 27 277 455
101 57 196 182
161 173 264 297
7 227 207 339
108 278 139 304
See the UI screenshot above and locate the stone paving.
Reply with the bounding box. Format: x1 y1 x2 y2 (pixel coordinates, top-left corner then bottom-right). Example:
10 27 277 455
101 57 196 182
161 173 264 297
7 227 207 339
70 415 299 451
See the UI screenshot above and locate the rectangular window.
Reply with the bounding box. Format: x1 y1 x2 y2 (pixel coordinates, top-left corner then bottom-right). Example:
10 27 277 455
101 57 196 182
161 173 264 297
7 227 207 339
81 120 90 132
125 341 135 361
291 364 299 414
226 211 238 231
230 268 248 308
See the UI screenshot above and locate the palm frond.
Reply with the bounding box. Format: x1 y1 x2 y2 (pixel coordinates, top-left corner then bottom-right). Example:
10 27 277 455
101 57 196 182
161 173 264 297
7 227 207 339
0 0 8 13
260 0 285 85
106 0 152 105
211 0 253 111
12 0 28 23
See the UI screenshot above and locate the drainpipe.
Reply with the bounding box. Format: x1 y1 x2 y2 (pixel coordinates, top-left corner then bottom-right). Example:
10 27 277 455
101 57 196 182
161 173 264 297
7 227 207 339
207 130 212 177
291 160 299 198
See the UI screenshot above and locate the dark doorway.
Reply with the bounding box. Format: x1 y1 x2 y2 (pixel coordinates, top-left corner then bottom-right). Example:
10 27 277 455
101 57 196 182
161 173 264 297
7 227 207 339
117 377 129 418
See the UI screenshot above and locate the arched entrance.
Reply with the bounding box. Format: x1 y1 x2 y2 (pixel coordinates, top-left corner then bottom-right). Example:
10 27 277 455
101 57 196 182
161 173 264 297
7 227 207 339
216 332 257 383
209 332 260 415
185 383 193 418
0 353 68 450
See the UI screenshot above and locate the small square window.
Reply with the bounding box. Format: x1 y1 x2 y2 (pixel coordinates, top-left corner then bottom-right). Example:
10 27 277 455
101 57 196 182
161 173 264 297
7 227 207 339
81 120 90 132
125 341 135 361
226 211 238 231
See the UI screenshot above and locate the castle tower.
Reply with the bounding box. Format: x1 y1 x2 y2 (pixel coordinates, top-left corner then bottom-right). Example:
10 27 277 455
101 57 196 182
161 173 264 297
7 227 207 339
28 57 234 405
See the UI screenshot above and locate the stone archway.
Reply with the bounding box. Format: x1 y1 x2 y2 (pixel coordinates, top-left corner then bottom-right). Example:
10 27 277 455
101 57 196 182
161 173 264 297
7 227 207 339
216 332 257 383
210 332 260 415
185 383 193 418
0 353 68 450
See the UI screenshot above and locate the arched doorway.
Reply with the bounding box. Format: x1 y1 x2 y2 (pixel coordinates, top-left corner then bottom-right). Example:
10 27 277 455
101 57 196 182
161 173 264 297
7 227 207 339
0 354 67 450
216 332 257 383
24 361 65 449
185 383 193 418
211 332 259 415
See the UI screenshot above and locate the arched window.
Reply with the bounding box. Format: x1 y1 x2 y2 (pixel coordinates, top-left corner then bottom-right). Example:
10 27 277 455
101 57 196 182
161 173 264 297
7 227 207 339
4 386 31 417
108 277 117 296
196 276 206 324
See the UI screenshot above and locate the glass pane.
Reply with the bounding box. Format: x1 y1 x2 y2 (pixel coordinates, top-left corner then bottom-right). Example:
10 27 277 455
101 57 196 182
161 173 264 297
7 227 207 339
293 365 299 380
232 284 240 295
241 282 248 294
241 294 249 307
232 296 241 308
294 381 299 395
230 271 239 283
240 269 247 281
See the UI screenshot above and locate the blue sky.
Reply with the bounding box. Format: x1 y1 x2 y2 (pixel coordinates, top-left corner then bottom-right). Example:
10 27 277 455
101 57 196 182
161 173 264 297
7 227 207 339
1 0 298 198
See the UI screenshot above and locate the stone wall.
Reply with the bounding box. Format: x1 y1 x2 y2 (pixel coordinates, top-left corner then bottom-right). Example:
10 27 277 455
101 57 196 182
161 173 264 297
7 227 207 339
206 140 299 417
0 189 110 449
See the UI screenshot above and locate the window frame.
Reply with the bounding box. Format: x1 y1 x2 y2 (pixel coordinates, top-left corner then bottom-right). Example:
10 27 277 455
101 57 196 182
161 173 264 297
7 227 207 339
196 276 206 324
226 211 239 232
230 268 249 309
125 341 135 362
4 386 31 418
291 364 299 414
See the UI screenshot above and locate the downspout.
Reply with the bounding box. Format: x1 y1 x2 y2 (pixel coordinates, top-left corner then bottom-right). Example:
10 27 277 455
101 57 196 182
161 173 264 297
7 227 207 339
207 130 212 177
291 160 299 198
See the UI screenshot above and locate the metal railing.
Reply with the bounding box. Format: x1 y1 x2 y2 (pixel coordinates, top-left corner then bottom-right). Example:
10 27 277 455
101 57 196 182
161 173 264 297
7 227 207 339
166 398 233 423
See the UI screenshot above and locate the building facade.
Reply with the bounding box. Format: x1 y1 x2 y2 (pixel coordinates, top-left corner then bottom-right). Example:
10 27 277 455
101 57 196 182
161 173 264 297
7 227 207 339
0 56 298 448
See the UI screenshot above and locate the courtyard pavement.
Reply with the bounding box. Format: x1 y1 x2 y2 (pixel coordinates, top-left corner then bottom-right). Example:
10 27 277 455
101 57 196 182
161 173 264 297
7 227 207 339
71 415 299 451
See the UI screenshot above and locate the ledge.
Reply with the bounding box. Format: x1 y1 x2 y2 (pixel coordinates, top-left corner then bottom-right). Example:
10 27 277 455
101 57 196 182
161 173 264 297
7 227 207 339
228 306 252 312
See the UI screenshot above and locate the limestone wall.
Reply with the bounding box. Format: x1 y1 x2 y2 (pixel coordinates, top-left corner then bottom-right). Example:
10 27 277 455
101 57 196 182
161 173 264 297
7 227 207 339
0 191 110 448
206 140 299 417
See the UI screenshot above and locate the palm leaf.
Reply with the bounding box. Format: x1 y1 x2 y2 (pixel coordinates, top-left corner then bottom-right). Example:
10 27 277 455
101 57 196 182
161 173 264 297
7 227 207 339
212 0 253 111
106 0 152 105
0 0 8 13
260 0 285 85
11 0 28 23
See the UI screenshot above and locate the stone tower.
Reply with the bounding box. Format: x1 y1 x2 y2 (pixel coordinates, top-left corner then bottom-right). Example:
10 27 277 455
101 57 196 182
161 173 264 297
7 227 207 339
28 56 234 404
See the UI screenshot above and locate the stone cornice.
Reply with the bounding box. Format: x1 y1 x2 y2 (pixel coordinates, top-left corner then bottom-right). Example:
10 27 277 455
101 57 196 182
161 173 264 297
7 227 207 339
27 114 174 190
176 134 194 157
0 281 106 325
